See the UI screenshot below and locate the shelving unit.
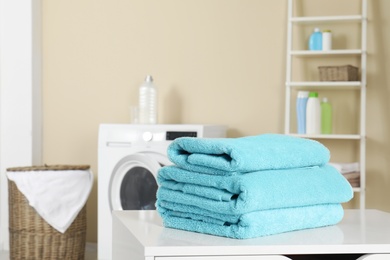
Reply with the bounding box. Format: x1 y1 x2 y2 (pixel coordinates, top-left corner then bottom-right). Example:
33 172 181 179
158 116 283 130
291 49 363 56
284 0 367 209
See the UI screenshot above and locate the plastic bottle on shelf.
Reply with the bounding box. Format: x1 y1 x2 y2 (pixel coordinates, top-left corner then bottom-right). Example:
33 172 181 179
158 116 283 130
321 97 333 134
306 92 321 134
296 91 309 134
322 30 332 51
308 28 322 51
138 75 157 124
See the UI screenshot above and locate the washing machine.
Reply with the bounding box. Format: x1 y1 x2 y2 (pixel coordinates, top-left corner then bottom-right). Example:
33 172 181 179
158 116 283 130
98 124 227 260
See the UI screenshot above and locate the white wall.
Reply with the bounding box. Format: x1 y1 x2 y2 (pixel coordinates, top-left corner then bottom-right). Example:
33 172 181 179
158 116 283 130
41 0 390 242
0 0 42 251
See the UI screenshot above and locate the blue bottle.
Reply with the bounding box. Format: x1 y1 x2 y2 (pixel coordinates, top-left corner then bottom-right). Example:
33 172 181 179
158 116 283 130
296 91 309 134
309 28 322 50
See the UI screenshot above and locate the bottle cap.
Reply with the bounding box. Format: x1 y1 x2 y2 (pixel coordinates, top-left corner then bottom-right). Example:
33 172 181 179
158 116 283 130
322 97 328 102
314 28 320 32
309 92 318 98
297 91 309 98
145 75 153 82
323 29 331 33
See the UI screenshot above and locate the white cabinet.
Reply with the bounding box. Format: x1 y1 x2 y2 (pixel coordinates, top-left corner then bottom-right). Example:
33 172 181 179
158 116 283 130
155 255 291 260
283 0 367 209
156 257 291 260
112 210 390 260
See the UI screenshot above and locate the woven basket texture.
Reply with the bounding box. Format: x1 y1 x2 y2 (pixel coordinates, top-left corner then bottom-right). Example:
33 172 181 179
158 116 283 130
7 164 90 172
318 65 358 81
7 166 88 260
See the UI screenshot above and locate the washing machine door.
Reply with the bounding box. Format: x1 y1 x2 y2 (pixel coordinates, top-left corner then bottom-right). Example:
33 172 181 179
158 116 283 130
109 152 169 211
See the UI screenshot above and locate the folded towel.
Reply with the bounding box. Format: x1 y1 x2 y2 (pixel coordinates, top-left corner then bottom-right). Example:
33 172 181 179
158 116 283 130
157 164 353 214
167 134 330 175
157 203 344 239
7 169 93 233
329 162 360 174
159 214 344 245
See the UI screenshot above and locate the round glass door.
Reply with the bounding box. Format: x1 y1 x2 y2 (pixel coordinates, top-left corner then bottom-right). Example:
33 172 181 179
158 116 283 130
109 153 167 211
119 166 157 210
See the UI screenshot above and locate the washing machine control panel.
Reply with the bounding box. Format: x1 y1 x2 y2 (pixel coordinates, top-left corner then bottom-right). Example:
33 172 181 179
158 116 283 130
142 131 198 141
166 131 197 140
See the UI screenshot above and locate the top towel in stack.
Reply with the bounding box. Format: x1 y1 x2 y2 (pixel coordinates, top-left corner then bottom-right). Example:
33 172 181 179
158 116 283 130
156 134 353 239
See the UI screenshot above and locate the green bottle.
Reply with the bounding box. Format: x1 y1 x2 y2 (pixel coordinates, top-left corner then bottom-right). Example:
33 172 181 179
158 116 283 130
321 97 332 134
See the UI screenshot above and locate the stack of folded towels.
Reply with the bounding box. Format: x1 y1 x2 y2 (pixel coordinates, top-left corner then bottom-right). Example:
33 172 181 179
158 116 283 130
156 134 353 239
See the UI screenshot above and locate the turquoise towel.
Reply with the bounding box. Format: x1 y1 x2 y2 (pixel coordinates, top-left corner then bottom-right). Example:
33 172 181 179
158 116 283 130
167 134 330 175
157 164 353 214
157 203 344 239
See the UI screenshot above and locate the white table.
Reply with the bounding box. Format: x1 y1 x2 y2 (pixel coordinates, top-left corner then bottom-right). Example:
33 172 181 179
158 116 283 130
112 209 390 260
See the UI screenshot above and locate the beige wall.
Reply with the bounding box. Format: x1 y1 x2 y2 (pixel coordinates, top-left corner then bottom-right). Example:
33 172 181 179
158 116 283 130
42 0 390 242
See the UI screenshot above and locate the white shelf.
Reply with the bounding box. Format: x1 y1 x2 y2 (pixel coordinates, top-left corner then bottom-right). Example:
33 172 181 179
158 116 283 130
290 15 363 23
290 49 363 56
287 81 362 90
285 0 367 209
290 134 362 140
113 210 390 258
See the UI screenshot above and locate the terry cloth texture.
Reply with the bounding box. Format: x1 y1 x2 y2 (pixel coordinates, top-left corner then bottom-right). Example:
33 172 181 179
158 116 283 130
157 134 353 239
157 165 353 215
167 133 330 175
157 203 344 239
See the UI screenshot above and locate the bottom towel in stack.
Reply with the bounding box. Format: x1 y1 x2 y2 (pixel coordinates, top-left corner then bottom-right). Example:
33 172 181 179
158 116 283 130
156 165 353 239
158 202 344 239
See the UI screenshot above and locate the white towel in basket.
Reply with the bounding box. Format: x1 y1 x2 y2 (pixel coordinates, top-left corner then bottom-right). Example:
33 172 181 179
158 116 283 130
7 169 93 233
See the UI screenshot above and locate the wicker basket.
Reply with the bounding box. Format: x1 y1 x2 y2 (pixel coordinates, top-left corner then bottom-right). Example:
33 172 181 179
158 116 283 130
318 65 359 81
7 165 89 260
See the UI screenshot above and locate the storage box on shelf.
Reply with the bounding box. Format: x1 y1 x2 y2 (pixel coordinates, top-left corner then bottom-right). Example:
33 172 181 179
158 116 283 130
284 0 367 208
319 65 359 81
